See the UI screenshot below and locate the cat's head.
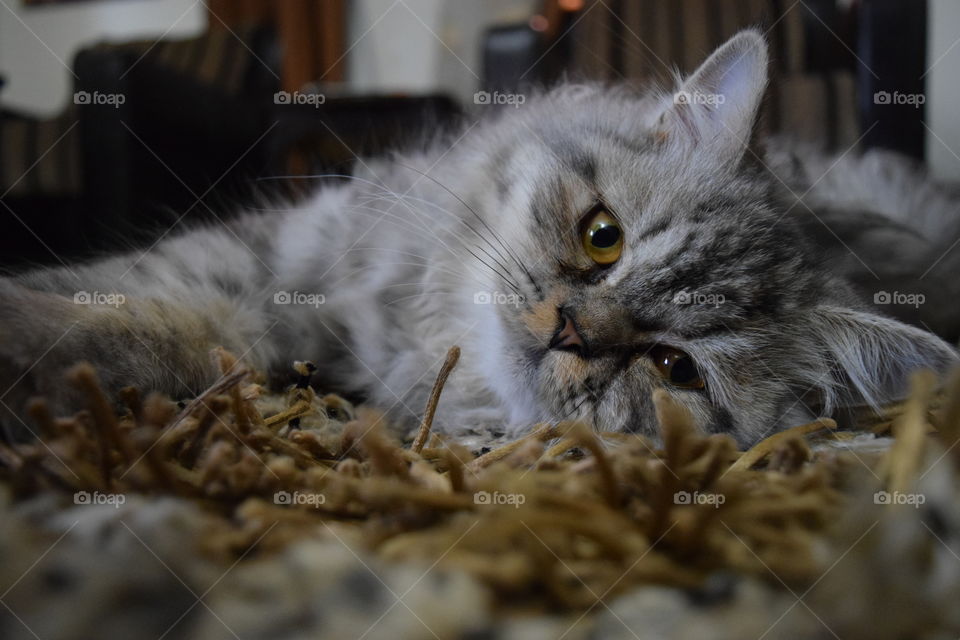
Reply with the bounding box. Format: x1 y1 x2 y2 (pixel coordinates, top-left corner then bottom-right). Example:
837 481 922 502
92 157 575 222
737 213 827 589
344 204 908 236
467 30 956 443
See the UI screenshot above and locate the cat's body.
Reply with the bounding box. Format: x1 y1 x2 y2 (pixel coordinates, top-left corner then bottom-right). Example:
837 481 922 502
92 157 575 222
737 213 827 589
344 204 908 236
2 31 958 446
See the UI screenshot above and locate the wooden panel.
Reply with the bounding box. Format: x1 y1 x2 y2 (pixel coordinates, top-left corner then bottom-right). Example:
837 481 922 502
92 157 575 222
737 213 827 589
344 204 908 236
209 0 346 89
276 0 315 91
317 0 346 82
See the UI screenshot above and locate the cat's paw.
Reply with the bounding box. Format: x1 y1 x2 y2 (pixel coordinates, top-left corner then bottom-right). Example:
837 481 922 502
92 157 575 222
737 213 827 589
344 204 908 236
0 279 90 434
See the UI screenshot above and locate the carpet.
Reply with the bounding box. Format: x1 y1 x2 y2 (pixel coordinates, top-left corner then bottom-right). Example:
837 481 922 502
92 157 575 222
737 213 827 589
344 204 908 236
0 346 958 639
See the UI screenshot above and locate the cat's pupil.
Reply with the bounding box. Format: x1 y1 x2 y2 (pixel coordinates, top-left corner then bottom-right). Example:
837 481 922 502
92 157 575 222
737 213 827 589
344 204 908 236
670 356 698 384
591 226 620 248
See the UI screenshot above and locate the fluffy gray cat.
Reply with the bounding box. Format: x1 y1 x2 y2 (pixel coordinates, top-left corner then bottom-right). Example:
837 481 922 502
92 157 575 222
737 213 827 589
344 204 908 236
1 30 958 446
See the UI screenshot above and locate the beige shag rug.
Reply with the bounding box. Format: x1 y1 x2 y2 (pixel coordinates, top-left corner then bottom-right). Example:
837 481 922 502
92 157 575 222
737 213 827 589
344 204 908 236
0 346 959 640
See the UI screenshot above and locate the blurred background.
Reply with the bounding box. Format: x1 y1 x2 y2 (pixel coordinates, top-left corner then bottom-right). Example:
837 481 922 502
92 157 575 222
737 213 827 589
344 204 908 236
0 0 958 267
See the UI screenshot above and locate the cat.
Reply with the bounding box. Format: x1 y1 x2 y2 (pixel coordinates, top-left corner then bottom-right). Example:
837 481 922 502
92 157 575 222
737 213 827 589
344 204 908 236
1 29 958 447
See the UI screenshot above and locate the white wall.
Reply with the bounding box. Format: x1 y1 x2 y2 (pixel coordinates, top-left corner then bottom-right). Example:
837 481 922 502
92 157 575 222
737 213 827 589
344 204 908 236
0 0 207 117
926 0 960 182
346 0 446 95
345 0 534 104
5 0 960 176
1 0 533 116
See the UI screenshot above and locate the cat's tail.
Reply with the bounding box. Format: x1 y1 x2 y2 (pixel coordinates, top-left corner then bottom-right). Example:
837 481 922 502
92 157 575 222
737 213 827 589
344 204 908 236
767 139 960 243
767 139 960 340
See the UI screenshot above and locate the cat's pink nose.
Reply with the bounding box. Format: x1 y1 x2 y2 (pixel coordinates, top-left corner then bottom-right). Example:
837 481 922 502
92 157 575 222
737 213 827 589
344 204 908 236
549 311 586 355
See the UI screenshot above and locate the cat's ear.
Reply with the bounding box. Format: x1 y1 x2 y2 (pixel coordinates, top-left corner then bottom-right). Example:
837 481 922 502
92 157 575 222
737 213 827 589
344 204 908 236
807 305 957 410
659 29 768 164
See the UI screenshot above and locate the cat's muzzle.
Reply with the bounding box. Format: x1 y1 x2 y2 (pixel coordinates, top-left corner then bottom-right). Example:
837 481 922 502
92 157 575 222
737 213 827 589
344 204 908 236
549 309 587 357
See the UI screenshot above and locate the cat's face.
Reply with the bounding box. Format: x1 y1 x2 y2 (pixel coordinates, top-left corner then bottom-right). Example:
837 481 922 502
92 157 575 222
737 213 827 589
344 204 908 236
471 31 955 443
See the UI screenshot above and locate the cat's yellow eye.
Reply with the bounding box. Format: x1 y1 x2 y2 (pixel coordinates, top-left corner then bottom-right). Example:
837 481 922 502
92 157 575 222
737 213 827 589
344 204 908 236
649 345 704 390
581 209 623 265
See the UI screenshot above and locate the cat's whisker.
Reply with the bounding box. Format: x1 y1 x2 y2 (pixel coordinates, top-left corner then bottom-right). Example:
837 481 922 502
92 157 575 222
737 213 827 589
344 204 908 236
391 162 543 298
335 249 508 291
555 392 594 424
323 262 499 294
356 187 517 275
376 281 454 290
257 173 397 193
382 290 466 307
355 193 526 296
389 164 523 266
257 172 529 297
337 247 435 264
345 200 525 296
329 262 496 298
346 202 454 243
357 190 528 288
326 252 498 296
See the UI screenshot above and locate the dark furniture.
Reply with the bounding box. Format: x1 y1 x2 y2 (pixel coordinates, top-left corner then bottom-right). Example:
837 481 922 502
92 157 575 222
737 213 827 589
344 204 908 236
487 0 928 157
0 26 459 268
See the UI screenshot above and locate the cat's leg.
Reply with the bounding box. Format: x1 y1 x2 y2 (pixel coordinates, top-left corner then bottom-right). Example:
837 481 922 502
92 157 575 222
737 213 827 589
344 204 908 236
0 226 280 432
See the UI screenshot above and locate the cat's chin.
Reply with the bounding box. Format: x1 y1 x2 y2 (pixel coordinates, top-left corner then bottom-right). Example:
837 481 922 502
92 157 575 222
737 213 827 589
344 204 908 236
529 351 599 423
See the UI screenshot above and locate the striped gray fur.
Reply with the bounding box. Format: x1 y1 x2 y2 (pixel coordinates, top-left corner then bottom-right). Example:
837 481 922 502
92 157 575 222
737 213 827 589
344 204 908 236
1 31 957 446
